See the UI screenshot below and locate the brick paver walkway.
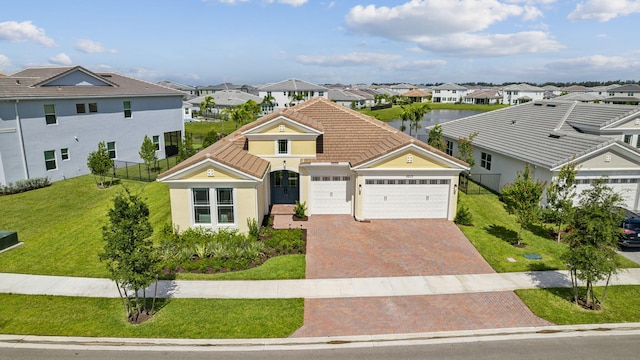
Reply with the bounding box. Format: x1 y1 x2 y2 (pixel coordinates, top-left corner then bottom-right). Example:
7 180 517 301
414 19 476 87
296 215 551 337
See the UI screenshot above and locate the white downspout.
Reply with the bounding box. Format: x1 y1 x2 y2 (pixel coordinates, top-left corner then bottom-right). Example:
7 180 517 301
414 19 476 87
14 100 29 179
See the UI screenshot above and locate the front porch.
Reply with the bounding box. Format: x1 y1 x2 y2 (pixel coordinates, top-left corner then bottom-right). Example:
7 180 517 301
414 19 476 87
270 204 309 230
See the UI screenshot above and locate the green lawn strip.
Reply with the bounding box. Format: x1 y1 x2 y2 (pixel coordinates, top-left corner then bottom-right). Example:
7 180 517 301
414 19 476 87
0 294 303 338
516 286 640 324
357 103 507 121
458 192 638 272
170 254 306 280
0 176 170 277
185 121 238 149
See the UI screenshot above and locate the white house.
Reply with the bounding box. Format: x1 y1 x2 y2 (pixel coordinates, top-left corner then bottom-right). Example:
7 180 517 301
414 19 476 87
439 100 640 211
431 83 468 103
0 66 184 185
502 83 545 105
258 79 329 113
603 84 640 105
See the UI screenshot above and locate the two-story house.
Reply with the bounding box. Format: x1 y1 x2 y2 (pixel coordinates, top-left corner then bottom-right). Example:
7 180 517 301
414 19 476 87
257 79 329 114
502 83 545 105
604 84 640 105
0 66 184 185
158 98 469 234
431 83 468 103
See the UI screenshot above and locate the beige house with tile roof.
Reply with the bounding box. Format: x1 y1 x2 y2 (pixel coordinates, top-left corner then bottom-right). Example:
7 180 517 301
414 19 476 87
158 98 469 233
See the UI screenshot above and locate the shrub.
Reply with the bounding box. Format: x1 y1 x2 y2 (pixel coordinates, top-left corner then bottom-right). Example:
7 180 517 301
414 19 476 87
247 218 259 240
293 200 307 219
264 228 305 254
0 177 50 195
454 205 473 226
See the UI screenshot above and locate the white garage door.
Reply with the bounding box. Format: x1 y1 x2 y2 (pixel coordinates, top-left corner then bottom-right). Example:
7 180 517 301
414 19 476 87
309 175 353 214
362 178 450 219
575 178 639 211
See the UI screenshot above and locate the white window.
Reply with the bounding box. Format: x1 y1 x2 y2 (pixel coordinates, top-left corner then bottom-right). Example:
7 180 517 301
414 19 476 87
277 139 288 154
192 188 235 225
61 148 69 161
44 104 57 125
89 103 98 113
76 103 86 114
624 135 632 144
107 141 116 159
44 150 56 171
152 135 160 151
123 101 132 118
481 152 492 171
446 140 453 156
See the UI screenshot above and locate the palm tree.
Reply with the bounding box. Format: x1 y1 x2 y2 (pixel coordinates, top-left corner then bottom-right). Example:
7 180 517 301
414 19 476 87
288 92 307 107
262 94 276 113
199 96 216 118
400 103 430 138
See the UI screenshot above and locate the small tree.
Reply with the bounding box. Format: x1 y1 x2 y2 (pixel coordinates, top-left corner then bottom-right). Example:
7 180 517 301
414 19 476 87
177 134 196 162
428 124 445 152
87 141 114 188
400 103 430 137
546 160 578 242
100 189 160 323
562 178 624 309
456 132 478 167
201 129 219 149
138 135 157 174
501 163 546 245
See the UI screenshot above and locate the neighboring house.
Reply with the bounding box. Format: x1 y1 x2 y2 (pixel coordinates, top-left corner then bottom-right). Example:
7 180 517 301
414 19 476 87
463 89 502 105
183 101 197 122
390 83 416 93
157 80 197 98
439 100 640 211
431 83 468 103
196 83 258 96
542 85 563 98
0 66 184 185
603 84 640 105
158 98 469 234
552 92 605 103
502 83 544 105
328 89 366 108
189 90 263 115
345 89 376 107
402 89 431 103
258 79 329 112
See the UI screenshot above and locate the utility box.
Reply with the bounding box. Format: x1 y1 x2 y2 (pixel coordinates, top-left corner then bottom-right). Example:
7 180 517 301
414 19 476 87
0 231 18 251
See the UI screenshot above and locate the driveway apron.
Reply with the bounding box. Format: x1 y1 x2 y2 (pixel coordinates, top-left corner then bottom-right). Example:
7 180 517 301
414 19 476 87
292 215 551 337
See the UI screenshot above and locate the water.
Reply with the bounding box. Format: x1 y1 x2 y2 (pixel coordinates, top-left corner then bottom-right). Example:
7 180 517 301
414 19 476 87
386 110 482 139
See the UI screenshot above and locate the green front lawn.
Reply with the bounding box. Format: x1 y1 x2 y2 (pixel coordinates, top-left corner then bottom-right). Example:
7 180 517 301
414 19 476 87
516 286 640 324
186 120 238 149
0 294 303 338
458 192 639 272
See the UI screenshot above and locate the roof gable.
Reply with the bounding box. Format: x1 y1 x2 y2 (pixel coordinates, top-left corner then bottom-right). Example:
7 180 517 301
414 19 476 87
242 115 323 136
259 78 328 92
352 144 468 171
36 67 116 87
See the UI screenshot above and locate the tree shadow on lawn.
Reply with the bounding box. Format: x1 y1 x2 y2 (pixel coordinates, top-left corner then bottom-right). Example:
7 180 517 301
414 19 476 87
526 223 554 240
485 224 519 246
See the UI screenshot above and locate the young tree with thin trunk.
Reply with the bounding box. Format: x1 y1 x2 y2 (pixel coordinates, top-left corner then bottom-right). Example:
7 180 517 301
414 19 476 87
501 163 546 246
546 160 578 242
100 188 160 323
428 124 445 152
562 178 624 309
138 135 157 175
87 141 114 188
456 132 478 167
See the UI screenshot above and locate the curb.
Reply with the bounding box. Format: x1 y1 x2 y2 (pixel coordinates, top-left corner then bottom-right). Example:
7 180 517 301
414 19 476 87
1 323 640 352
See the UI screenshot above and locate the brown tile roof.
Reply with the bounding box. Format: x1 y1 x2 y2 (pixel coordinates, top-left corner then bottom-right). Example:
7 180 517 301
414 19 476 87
159 98 467 180
1 66 183 99
402 89 431 97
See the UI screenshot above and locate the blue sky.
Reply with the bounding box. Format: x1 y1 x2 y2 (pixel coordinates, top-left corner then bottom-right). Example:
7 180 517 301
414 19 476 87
1 0 639 86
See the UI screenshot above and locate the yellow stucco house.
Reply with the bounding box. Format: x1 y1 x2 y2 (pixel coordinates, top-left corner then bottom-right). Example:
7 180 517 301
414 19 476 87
158 97 469 233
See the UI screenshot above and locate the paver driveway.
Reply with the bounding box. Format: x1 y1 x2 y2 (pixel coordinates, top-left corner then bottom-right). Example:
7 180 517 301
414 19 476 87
292 215 551 337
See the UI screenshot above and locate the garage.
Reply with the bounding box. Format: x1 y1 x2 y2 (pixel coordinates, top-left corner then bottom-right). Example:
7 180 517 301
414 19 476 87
308 175 353 215
362 178 451 219
576 178 639 211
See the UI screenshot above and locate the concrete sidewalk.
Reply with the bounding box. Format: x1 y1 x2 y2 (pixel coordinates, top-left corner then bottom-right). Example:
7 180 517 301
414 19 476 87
2 268 640 299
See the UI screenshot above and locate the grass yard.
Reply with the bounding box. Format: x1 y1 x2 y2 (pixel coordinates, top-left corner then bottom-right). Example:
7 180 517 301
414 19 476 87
358 103 507 121
0 294 303 338
458 192 639 272
516 286 640 325
0 176 170 277
185 120 238 149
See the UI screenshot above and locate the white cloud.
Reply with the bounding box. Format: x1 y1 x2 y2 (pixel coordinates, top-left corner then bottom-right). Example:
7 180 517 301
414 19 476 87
296 52 402 67
344 0 561 56
0 54 12 71
76 39 117 54
391 59 447 71
547 55 640 71
213 0 250 4
0 20 55 46
49 53 72 66
568 0 640 22
272 0 308 6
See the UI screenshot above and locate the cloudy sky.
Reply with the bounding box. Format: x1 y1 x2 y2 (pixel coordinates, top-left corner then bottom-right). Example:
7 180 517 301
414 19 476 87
1 0 639 86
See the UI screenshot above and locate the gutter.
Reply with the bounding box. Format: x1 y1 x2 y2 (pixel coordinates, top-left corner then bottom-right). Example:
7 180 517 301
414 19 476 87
14 100 29 179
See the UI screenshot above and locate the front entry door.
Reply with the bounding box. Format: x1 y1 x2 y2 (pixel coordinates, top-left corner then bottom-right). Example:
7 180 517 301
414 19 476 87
270 170 299 204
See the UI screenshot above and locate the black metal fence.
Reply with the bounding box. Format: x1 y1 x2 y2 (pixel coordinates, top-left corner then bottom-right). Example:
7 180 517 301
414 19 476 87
112 156 182 182
459 173 501 195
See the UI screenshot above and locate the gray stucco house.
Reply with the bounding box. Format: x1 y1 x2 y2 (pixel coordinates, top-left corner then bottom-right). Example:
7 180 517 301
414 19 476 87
439 100 640 211
0 66 185 185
